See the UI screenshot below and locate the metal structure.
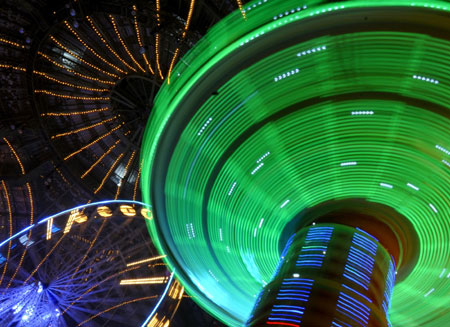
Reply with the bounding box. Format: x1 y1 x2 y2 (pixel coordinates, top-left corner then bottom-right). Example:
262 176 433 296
141 0 450 326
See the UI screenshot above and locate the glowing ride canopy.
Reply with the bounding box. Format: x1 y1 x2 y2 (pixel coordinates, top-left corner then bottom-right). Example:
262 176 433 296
141 1 450 326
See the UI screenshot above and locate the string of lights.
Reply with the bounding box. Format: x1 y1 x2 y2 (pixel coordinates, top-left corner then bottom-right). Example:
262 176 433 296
49 36 120 79
38 51 116 85
34 70 110 92
0 37 25 49
64 20 127 74
132 5 155 74
0 181 13 288
41 107 109 117
51 116 117 139
115 150 137 199
86 16 137 73
34 89 110 101
63 123 123 160
81 139 121 178
94 152 124 194
110 15 146 73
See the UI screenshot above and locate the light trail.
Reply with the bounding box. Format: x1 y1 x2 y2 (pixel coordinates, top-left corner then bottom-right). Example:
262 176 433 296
0 181 13 287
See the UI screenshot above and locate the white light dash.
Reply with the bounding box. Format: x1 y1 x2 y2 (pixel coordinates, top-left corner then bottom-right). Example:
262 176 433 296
274 68 299 82
351 111 374 115
197 117 213 136
424 288 435 297
280 200 290 208
297 45 326 57
439 268 446 278
413 75 439 84
340 161 357 166
429 203 438 213
258 218 264 228
380 183 393 189
256 151 270 163
228 182 237 195
407 183 419 191
251 163 264 175
436 145 450 155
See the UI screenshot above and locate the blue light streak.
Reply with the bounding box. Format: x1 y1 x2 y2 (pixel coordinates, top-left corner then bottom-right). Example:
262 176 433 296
332 318 353 327
273 305 305 310
336 301 368 326
340 293 370 314
343 273 369 291
356 228 379 241
342 284 372 303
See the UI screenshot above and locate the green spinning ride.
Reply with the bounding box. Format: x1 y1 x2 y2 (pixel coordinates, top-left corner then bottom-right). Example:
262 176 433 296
141 1 450 326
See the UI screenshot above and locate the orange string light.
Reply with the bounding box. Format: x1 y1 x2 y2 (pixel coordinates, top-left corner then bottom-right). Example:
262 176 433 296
51 116 117 139
23 233 67 284
81 139 121 178
132 5 154 74
154 0 164 79
41 107 109 117
54 166 71 186
34 89 109 101
236 0 247 19
0 181 13 287
0 64 26 71
49 36 120 79
156 0 161 26
94 152 124 194
86 16 137 73
168 0 195 83
34 71 109 92
167 48 180 84
109 15 146 73
0 37 25 49
64 124 123 160
64 21 127 74
68 218 107 282
132 160 143 202
114 150 136 199
181 0 196 38
62 265 140 315
38 52 116 85
3 137 25 175
5 183 33 291
155 34 164 79
26 182 34 225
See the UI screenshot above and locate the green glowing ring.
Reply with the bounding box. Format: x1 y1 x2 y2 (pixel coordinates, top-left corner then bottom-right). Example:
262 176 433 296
141 1 450 326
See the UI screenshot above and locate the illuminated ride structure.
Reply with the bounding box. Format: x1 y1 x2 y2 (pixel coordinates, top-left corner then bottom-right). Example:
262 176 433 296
141 1 450 327
0 201 184 327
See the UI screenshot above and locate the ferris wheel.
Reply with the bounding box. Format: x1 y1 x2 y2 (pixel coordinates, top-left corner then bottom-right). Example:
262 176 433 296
0 200 183 327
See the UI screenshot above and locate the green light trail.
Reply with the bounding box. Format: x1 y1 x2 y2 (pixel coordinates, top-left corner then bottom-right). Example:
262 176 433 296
141 1 450 326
